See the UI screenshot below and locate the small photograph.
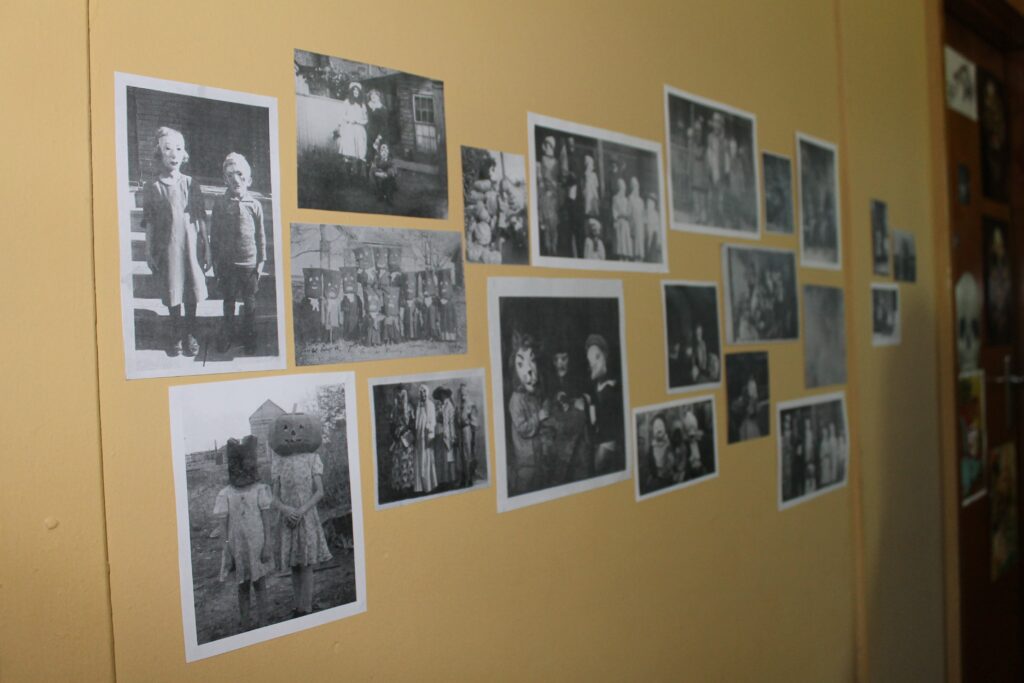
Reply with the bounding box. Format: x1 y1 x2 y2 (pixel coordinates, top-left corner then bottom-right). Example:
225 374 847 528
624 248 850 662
777 391 849 509
725 352 770 444
634 395 718 501
944 45 978 121
169 372 365 661
722 244 799 344
290 223 466 366
488 278 630 512
892 229 917 283
664 86 760 237
989 442 1019 580
957 163 971 205
797 133 842 270
528 112 668 273
114 73 287 379
978 68 1009 202
984 217 1013 346
957 370 987 506
461 146 528 265
803 285 847 388
369 369 490 509
662 281 722 393
871 284 900 347
763 152 794 234
871 199 890 276
955 272 982 372
294 49 448 218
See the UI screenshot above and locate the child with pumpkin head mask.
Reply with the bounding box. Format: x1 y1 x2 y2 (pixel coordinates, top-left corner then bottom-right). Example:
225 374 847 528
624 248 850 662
270 410 332 618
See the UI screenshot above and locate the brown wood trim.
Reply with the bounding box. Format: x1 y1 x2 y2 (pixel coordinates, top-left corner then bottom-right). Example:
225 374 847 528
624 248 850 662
946 0 1024 50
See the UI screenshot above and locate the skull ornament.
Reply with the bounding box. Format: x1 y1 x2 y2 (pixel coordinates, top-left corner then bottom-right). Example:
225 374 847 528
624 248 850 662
955 272 981 371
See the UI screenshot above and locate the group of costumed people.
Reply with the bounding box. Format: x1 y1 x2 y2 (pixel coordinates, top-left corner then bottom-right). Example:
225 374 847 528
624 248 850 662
642 408 713 493
505 330 625 496
734 262 794 342
332 81 399 204
672 110 754 228
536 134 662 263
780 411 848 501
385 384 481 497
464 156 526 264
295 254 459 348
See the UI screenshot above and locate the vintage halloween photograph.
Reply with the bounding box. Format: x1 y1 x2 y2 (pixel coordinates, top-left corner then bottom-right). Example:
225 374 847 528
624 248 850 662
892 229 917 283
369 368 490 509
528 113 668 273
871 199 890 276
461 146 529 265
488 277 631 512
722 244 799 344
633 394 718 501
295 49 448 218
291 223 467 366
803 284 847 389
725 351 770 444
662 280 722 393
763 152 794 234
114 72 287 379
871 284 900 347
664 85 760 237
777 391 849 510
169 372 365 661
797 132 842 270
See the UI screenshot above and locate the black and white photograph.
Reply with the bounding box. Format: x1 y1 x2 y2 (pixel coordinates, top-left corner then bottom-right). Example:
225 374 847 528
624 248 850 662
803 285 847 388
633 395 718 501
871 199 890 276
662 281 722 393
725 351 770 444
892 229 917 283
978 68 1009 202
488 278 630 512
797 132 842 270
984 216 1013 346
944 45 978 121
290 223 466 366
461 146 528 265
528 113 668 273
169 372 365 661
295 49 448 218
369 368 490 509
763 152 794 234
114 72 286 379
664 85 760 237
777 391 849 510
722 244 799 344
871 283 900 347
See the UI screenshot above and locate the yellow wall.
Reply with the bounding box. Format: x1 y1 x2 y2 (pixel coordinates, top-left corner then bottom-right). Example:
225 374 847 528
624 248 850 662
1 1 948 680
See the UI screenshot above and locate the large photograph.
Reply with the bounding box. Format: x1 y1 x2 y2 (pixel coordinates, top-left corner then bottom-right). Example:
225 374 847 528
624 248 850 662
665 85 760 237
528 113 668 273
169 372 365 661
777 391 849 509
290 223 466 366
803 284 847 388
797 132 842 270
488 278 630 512
369 369 490 509
114 73 286 379
462 146 529 265
662 281 722 393
295 49 448 218
722 244 799 344
634 395 718 501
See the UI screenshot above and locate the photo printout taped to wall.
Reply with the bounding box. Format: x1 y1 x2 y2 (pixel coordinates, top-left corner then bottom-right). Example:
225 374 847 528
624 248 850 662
633 394 718 501
796 132 842 270
661 280 724 394
776 391 849 510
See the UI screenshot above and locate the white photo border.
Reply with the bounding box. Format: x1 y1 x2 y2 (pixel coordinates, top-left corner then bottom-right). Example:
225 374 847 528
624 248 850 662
776 390 849 510
526 112 669 274
487 277 632 512
796 131 843 271
721 243 801 345
871 283 901 347
761 150 795 235
368 367 492 510
169 371 366 662
633 394 719 502
663 84 762 239
114 72 287 380
661 279 725 394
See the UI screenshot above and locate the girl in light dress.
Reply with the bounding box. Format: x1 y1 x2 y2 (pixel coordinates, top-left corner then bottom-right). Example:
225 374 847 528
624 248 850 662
644 194 662 263
582 154 600 216
628 177 646 262
611 177 632 261
413 384 439 493
336 82 368 175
